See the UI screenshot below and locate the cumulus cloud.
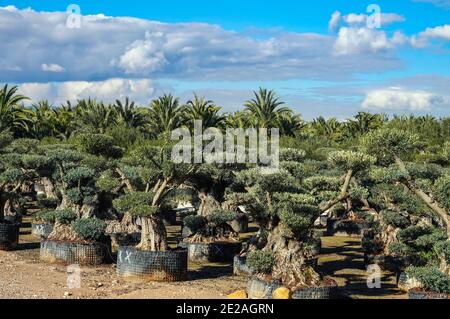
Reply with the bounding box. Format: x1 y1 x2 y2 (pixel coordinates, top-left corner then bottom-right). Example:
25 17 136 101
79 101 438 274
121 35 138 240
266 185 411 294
116 31 168 74
420 24 450 40
411 24 450 48
361 87 446 111
328 11 341 32
333 27 406 55
0 6 406 83
343 13 405 27
41 63 65 73
17 78 160 105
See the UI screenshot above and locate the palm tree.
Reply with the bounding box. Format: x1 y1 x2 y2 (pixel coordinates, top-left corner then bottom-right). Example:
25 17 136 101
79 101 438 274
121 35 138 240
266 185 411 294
53 101 76 140
226 111 252 129
0 85 31 135
75 99 115 133
278 113 304 137
244 88 292 129
29 100 58 139
345 112 386 138
114 97 147 129
147 94 183 138
182 94 225 129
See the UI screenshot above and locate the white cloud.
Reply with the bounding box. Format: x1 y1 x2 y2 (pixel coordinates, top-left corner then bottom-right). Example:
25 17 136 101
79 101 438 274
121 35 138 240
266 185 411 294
116 31 168 74
17 78 159 105
328 11 341 32
0 6 406 83
0 5 18 12
343 13 405 27
421 24 450 40
410 24 450 48
41 63 65 73
333 27 402 55
362 87 446 111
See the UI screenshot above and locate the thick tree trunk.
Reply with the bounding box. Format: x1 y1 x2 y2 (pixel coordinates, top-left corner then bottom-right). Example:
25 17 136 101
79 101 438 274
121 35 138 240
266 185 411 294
266 225 321 289
137 217 168 251
3 199 14 217
320 169 354 212
394 156 450 237
198 191 221 217
58 192 71 209
76 203 97 219
42 177 57 198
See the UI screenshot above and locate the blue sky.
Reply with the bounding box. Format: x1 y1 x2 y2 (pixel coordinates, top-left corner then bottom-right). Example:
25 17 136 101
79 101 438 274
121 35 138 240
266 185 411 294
1 0 449 119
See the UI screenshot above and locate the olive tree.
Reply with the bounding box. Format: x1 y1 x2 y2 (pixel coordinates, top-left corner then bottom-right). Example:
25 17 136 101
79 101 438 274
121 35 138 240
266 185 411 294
226 149 322 288
319 150 375 212
0 137 51 220
362 128 450 236
100 142 199 251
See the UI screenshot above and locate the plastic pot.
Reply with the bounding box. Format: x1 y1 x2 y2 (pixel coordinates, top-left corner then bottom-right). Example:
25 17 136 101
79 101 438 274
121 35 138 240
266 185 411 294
0 223 20 251
116 246 188 282
40 238 112 266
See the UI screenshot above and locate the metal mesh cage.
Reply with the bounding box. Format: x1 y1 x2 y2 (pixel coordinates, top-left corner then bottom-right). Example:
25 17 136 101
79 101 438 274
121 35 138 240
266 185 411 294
247 277 281 299
233 255 253 276
0 223 19 251
292 282 338 299
31 223 54 239
116 246 188 282
184 242 242 262
40 239 111 266
408 289 449 299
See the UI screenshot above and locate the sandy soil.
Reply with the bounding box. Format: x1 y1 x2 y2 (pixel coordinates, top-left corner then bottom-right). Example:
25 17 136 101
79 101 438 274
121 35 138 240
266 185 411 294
318 236 407 299
0 220 406 299
0 237 247 299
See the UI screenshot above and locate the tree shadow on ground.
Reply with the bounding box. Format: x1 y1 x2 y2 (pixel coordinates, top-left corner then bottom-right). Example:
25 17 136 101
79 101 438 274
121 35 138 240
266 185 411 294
319 237 404 298
17 241 40 250
188 263 233 281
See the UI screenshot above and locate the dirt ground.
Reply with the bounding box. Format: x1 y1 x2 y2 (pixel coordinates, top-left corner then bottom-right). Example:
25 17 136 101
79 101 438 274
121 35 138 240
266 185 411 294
0 220 406 299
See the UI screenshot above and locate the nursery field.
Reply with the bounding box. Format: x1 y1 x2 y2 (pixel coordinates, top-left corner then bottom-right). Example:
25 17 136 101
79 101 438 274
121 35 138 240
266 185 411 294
0 85 449 300
0 218 405 299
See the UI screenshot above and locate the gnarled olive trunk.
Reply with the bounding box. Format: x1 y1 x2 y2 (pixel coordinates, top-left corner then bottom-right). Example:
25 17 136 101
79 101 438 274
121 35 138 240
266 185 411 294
394 156 450 237
320 169 354 212
137 216 168 251
42 177 57 199
197 191 221 217
265 224 321 289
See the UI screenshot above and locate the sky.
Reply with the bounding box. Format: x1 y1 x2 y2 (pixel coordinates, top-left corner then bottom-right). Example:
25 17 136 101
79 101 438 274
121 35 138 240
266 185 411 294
0 0 449 119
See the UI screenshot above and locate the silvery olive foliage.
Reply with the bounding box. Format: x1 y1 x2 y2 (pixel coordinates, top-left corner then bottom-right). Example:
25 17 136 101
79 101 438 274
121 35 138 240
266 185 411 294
1 85 449 289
